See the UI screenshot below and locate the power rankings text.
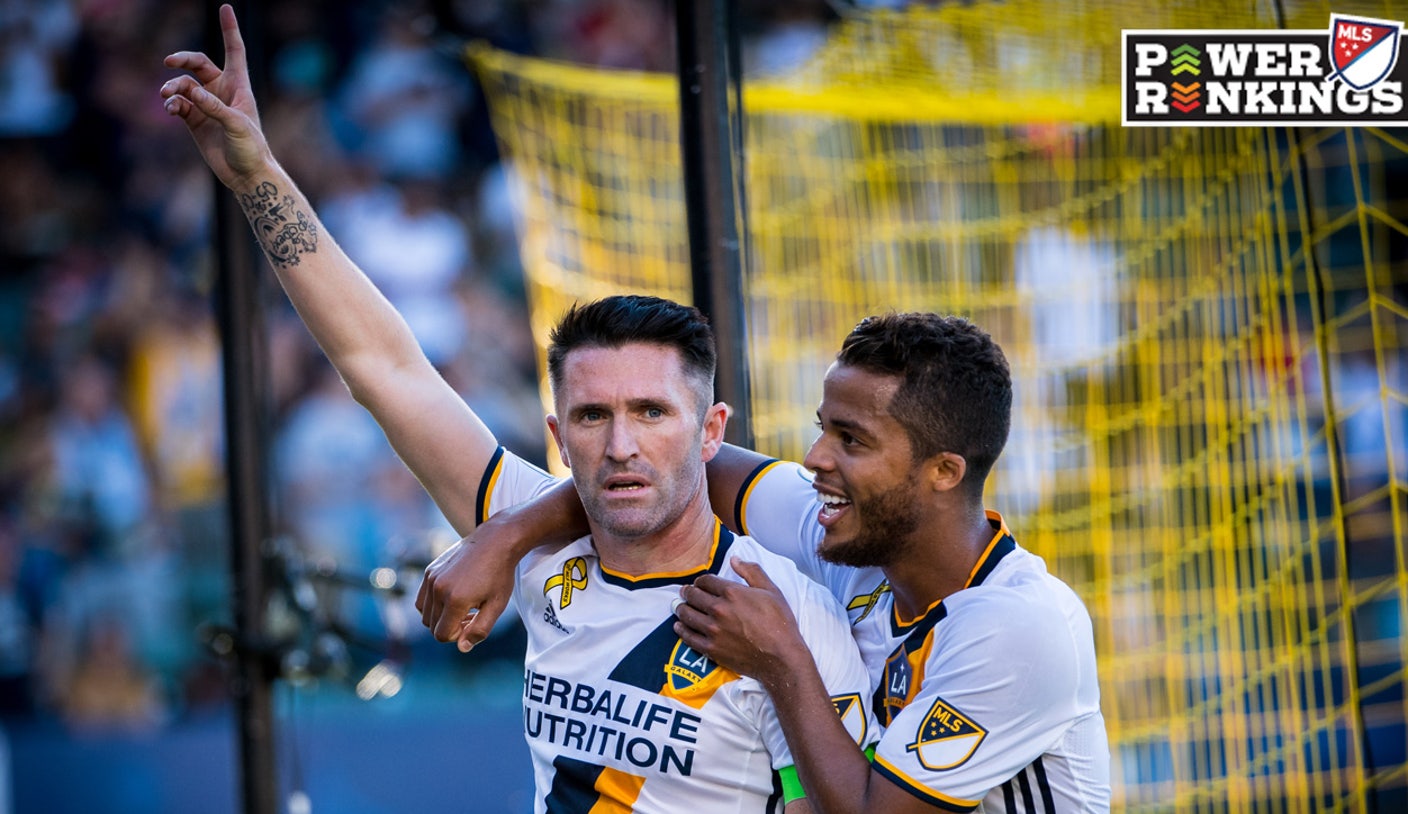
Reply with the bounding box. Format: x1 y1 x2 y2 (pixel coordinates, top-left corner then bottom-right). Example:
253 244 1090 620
523 669 701 775
1122 25 1408 126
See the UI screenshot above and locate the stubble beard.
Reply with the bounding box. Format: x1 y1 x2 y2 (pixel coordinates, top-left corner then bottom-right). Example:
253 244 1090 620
581 455 702 542
819 482 921 568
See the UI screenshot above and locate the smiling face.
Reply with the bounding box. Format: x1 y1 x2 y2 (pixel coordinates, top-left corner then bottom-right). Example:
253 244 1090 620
802 362 925 568
547 342 724 546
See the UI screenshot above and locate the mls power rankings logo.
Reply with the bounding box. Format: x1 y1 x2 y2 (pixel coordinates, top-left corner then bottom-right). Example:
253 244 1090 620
1123 14 1408 125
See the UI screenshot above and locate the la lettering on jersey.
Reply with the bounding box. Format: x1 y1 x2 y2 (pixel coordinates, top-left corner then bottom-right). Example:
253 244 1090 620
481 448 876 813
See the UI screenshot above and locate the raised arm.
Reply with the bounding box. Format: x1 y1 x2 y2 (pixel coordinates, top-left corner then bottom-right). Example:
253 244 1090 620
162 4 495 535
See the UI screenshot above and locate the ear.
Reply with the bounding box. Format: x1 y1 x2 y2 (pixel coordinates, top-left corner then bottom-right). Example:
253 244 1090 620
924 451 967 493
699 401 729 463
546 414 570 469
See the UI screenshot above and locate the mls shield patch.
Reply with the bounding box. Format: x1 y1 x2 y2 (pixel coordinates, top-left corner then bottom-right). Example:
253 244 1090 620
1330 15 1403 90
904 696 987 771
831 693 869 746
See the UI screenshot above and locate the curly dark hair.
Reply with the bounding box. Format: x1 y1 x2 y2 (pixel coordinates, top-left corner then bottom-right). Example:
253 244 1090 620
836 313 1011 492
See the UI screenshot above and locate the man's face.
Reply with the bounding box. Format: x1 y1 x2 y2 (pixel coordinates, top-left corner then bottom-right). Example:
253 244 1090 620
802 363 923 568
547 343 719 543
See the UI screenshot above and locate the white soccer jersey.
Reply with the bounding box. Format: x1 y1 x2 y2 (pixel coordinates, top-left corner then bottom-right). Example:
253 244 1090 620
478 448 877 813
735 459 1111 813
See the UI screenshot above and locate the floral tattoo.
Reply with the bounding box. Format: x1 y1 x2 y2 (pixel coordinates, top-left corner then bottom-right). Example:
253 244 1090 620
238 181 317 268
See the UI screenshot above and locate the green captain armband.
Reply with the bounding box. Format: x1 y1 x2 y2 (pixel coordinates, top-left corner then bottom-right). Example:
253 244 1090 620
779 766 805 803
779 748 878 803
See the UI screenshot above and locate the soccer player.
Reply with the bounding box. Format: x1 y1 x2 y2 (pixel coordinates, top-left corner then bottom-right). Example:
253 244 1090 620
162 8 875 811
422 315 1112 812
674 314 1111 812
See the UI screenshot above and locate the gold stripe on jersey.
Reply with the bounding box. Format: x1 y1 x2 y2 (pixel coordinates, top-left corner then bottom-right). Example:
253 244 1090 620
735 459 786 536
892 594 945 630
877 619 937 726
599 520 730 586
875 521 1018 727
874 754 982 812
475 446 507 526
589 767 646 812
964 511 1012 587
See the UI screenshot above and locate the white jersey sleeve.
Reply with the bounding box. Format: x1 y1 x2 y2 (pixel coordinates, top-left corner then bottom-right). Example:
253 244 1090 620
731 459 828 582
872 585 1094 811
733 546 879 770
475 446 560 526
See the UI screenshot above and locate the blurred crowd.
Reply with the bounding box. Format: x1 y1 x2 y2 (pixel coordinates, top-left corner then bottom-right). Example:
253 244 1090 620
0 0 836 734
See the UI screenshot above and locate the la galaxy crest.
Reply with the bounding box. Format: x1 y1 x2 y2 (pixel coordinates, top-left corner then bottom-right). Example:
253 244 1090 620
877 648 913 725
665 641 718 692
905 696 987 770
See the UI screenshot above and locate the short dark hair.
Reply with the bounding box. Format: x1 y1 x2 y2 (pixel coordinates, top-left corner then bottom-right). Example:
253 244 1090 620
837 313 1011 491
547 295 717 410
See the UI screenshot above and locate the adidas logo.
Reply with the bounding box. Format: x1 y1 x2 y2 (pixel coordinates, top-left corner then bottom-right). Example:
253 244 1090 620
543 603 571 634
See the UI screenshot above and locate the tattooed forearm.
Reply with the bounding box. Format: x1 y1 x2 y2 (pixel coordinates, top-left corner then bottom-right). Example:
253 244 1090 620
237 181 318 269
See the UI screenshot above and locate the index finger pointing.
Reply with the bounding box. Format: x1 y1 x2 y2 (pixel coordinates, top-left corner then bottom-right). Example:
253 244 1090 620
219 4 250 79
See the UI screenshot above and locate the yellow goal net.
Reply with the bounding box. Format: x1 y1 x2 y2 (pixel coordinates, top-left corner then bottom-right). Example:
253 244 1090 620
472 1 1408 809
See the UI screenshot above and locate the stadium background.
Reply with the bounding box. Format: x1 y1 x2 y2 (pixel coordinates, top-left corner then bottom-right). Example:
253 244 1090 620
0 0 1403 812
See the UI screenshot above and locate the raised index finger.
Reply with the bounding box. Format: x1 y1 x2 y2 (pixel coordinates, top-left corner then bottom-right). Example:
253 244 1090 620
219 4 250 79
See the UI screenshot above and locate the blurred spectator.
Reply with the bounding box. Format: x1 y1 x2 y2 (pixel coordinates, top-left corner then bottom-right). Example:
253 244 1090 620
0 0 78 137
742 0 833 76
125 282 228 635
332 1 474 179
43 354 150 549
0 0 841 739
325 175 475 366
0 516 35 717
54 614 168 734
274 360 451 639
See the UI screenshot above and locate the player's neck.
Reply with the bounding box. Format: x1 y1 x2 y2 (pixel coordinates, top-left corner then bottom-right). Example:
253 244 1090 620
590 488 719 577
884 503 997 620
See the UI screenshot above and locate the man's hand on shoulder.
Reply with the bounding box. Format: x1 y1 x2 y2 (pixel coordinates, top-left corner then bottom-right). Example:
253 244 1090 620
673 558 810 690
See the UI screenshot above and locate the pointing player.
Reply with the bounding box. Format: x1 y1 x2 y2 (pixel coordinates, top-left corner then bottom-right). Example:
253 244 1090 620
423 315 1112 812
162 7 874 810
